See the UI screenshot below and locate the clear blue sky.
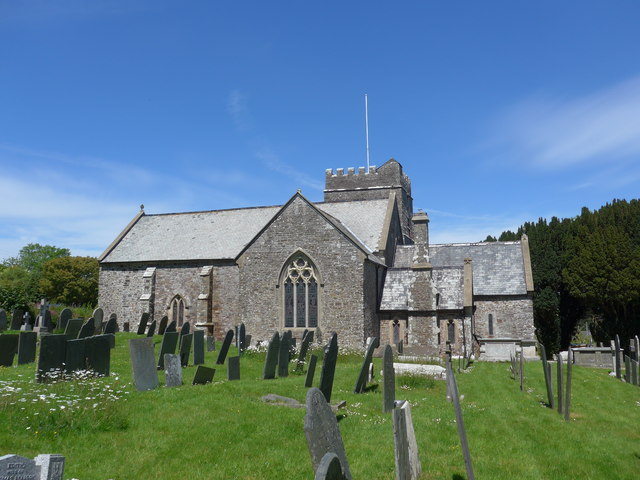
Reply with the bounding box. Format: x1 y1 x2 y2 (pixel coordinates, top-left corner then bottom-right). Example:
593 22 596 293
2 1 640 260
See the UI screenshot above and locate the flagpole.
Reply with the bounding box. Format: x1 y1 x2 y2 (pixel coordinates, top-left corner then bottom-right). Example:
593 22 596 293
365 94 370 171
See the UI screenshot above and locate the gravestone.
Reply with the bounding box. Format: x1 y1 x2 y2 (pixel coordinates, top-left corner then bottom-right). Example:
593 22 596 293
625 355 631 383
158 315 169 335
239 323 246 352
244 334 252 349
556 354 564 414
37 334 67 382
319 333 338 403
85 335 111 376
634 336 640 362
137 312 149 335
306 354 318 387
0 334 19 366
35 453 65 480
180 322 190 336
304 388 352 480
157 332 179 369
631 359 639 386
565 347 573 421
354 336 380 393
10 309 24 330
216 329 234 365
228 356 240 380
0 309 6 331
17 331 37 365
278 330 292 377
77 318 95 339
383 344 396 412
192 365 216 385
0 454 65 480
58 308 72 332
165 320 177 333
206 335 216 352
315 452 348 480
263 331 280 379
146 320 157 337
129 337 159 392
64 318 83 339
296 330 314 372
193 330 205 365
22 311 32 330
103 316 118 335
65 338 86 373
540 344 554 408
446 362 475 480
614 335 622 379
123 321 130 332
179 333 193 367
164 354 182 387
92 307 104 332
393 400 421 480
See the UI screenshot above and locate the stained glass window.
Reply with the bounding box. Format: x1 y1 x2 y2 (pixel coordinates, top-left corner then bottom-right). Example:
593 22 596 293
282 255 319 329
284 280 294 328
308 279 318 327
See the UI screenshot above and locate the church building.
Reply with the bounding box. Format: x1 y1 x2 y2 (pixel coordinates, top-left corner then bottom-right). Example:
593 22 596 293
98 159 536 360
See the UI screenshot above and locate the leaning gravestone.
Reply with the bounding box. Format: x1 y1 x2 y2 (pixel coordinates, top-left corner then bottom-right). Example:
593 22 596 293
146 320 157 337
129 337 159 392
37 334 67 382
64 318 84 339
65 338 86 373
306 354 318 388
180 322 190 336
58 308 72 332
157 331 179 369
17 331 37 365
228 356 240 381
192 365 216 385
0 334 19 366
0 309 7 331
77 318 95 339
278 330 292 378
85 335 111 376
304 387 352 480
103 316 118 335
393 400 421 480
158 315 169 335
92 307 104 332
179 333 193 367
10 309 24 330
263 331 281 379
319 333 338 403
193 330 205 365
137 312 149 335
216 329 234 365
315 452 348 480
383 344 396 412
239 323 246 352
164 354 182 387
354 336 380 393
296 330 314 372
206 336 216 352
165 320 177 333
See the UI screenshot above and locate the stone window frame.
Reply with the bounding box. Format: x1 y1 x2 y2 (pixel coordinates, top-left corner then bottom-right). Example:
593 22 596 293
278 250 323 330
168 295 186 327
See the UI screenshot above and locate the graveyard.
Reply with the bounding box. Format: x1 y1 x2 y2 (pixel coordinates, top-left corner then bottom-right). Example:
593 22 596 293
1 327 639 479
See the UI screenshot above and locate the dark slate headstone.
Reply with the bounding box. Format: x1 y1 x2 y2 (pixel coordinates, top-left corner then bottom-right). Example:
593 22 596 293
17 331 37 365
58 308 72 332
278 330 292 378
146 320 157 337
164 354 182 387
263 331 280 379
304 387 352 480
180 322 190 336
158 315 169 335
216 329 234 365
165 320 177 333
129 337 159 391
192 365 216 385
239 323 246 352
392 400 421 480
77 318 95 339
319 333 338 403
0 309 6 331
244 334 252 349
0 334 19 366
0 455 40 480
305 354 318 388
354 336 380 393
37 334 67 382
540 344 554 408
179 333 193 367
123 321 130 332
65 338 87 373
157 331 179 369
228 355 240 381
206 335 216 352
35 453 65 480
193 330 205 365
296 330 314 372
446 362 475 480
85 335 111 376
92 307 104 331
614 335 622 379
10 309 24 330
383 344 396 412
315 452 348 480
137 312 149 335
103 316 118 335
44 309 53 330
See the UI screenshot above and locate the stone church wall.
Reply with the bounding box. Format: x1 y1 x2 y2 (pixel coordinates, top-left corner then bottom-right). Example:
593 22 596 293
98 264 147 327
473 295 535 339
152 263 206 328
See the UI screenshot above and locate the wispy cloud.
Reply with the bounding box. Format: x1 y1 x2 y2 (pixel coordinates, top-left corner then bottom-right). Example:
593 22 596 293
227 89 252 131
255 148 324 192
487 75 640 169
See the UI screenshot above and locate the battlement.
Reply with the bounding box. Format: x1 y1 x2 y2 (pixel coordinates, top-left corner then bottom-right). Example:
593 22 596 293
325 165 377 177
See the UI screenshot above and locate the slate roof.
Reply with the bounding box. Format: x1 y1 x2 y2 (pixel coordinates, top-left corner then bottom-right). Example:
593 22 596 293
379 270 412 310
100 198 390 263
432 267 464 309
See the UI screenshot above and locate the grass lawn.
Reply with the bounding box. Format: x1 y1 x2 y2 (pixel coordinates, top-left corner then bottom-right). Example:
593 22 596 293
1 333 639 479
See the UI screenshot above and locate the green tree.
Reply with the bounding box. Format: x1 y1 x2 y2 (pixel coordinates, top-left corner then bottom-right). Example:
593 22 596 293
39 256 99 306
0 266 32 312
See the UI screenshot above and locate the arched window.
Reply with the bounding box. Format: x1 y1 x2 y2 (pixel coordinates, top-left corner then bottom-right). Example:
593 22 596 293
488 313 494 336
283 255 319 328
169 296 185 327
447 319 455 343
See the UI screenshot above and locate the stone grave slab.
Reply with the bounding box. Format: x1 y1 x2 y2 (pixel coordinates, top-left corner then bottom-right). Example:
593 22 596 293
180 322 190 336
0 334 19 367
315 452 348 480
77 318 95 339
17 331 37 365
239 323 246 352
447 362 475 480
85 335 111 376
157 332 179 369
278 330 292 377
165 320 177 333
306 354 318 387
206 336 216 352
92 307 104 331
58 308 72 332
193 330 205 365
216 329 234 365
295 330 314 372
10 309 24 330
263 331 280 379
393 400 421 480
0 454 40 480
64 318 83 339
37 334 67 382
146 320 157 337
304 387 352 480
0 309 6 331
129 337 159 391
164 354 182 387
158 315 169 335
319 333 338 403
354 336 379 393
383 344 396 412
192 365 216 385
228 355 240 380
179 333 193 367
65 338 86 373
35 453 65 480
137 312 149 335
103 316 117 335
123 321 130 332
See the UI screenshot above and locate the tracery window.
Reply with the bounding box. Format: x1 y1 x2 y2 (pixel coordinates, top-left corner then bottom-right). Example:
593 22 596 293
169 295 185 327
283 255 318 328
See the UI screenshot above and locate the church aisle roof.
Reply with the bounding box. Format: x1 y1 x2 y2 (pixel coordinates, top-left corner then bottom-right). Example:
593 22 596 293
100 197 390 263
